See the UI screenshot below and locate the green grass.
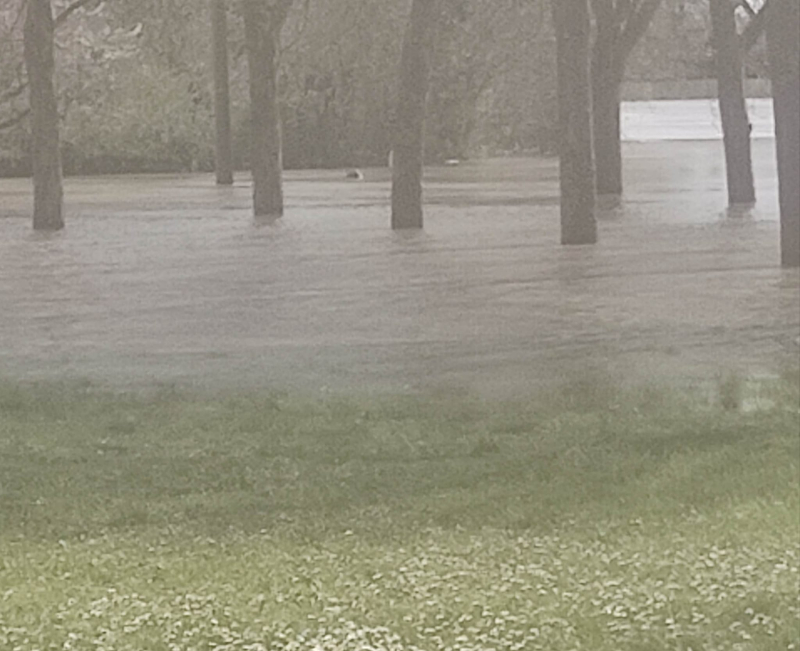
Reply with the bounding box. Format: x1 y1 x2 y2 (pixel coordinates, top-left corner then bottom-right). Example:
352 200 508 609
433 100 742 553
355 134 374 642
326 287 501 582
0 378 798 650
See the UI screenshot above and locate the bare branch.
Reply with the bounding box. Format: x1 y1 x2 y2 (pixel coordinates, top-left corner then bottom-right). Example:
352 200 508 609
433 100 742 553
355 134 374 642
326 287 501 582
0 62 28 105
0 106 30 130
0 81 28 104
740 0 770 51
12 0 30 32
616 0 662 64
281 0 312 56
737 0 757 18
54 0 98 28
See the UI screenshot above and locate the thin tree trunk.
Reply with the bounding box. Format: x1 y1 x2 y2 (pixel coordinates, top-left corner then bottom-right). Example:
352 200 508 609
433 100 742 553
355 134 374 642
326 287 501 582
391 0 438 230
243 0 283 218
592 77 622 197
767 0 799 267
592 5 623 197
553 0 597 245
711 0 756 205
23 0 63 231
211 0 234 186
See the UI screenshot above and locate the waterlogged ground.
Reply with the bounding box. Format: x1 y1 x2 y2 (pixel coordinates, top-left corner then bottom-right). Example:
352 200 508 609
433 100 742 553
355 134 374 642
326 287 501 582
0 140 798 395
621 98 775 141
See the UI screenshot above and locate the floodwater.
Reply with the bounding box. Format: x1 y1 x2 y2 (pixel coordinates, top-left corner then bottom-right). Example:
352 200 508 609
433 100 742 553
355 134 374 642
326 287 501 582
622 98 775 141
1 140 798 397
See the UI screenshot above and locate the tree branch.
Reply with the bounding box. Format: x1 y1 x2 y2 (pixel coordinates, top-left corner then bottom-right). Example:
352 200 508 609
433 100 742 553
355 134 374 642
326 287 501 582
740 0 770 51
0 81 28 105
737 0 757 19
273 0 296 29
0 107 30 131
12 0 30 32
0 62 28 105
616 0 662 64
280 0 311 56
54 0 99 28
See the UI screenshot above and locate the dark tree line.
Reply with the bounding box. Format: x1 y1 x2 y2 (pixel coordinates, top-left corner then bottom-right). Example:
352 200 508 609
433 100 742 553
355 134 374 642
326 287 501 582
18 0 800 266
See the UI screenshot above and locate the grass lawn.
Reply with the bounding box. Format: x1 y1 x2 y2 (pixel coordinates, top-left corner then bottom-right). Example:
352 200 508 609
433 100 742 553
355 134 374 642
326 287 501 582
0 377 798 650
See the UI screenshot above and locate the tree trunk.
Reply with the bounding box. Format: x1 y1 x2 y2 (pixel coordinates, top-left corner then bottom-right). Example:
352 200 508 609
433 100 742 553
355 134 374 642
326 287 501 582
710 0 756 206
243 0 283 218
591 5 623 197
553 0 597 245
391 0 438 230
592 75 622 197
211 0 234 186
767 0 800 267
589 0 662 197
23 0 63 231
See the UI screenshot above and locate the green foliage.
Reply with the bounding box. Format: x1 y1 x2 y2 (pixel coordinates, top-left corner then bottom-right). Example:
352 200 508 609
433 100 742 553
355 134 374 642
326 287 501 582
62 62 215 174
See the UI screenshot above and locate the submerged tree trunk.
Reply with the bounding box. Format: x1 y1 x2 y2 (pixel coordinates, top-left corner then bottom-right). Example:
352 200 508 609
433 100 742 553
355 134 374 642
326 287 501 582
23 0 63 231
211 0 234 186
591 3 623 197
767 0 800 267
243 0 284 218
391 0 438 230
553 0 597 245
590 0 662 197
711 0 756 205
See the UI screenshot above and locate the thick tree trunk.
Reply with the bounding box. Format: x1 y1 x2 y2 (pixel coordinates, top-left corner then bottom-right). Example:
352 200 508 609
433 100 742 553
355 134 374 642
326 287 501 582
710 0 756 206
243 0 283 218
391 0 438 230
23 0 63 231
591 8 623 197
767 0 800 267
553 0 597 245
211 0 234 186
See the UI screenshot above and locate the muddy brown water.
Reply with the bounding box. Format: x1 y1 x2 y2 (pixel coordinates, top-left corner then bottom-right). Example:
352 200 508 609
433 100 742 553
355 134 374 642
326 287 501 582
1 141 798 397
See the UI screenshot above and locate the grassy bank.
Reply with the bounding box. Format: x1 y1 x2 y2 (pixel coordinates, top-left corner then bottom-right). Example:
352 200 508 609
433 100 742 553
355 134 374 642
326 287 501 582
0 379 798 650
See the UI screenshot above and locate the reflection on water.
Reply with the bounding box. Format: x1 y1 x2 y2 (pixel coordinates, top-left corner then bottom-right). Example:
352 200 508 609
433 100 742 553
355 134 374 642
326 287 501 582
0 141 797 396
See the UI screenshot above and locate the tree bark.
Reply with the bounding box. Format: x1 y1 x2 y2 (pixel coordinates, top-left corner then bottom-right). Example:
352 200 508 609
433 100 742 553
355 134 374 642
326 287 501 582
591 4 623 197
767 0 800 267
23 0 64 231
711 0 756 206
590 0 662 197
553 0 597 245
243 0 284 218
741 0 771 52
391 0 438 230
211 0 234 186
